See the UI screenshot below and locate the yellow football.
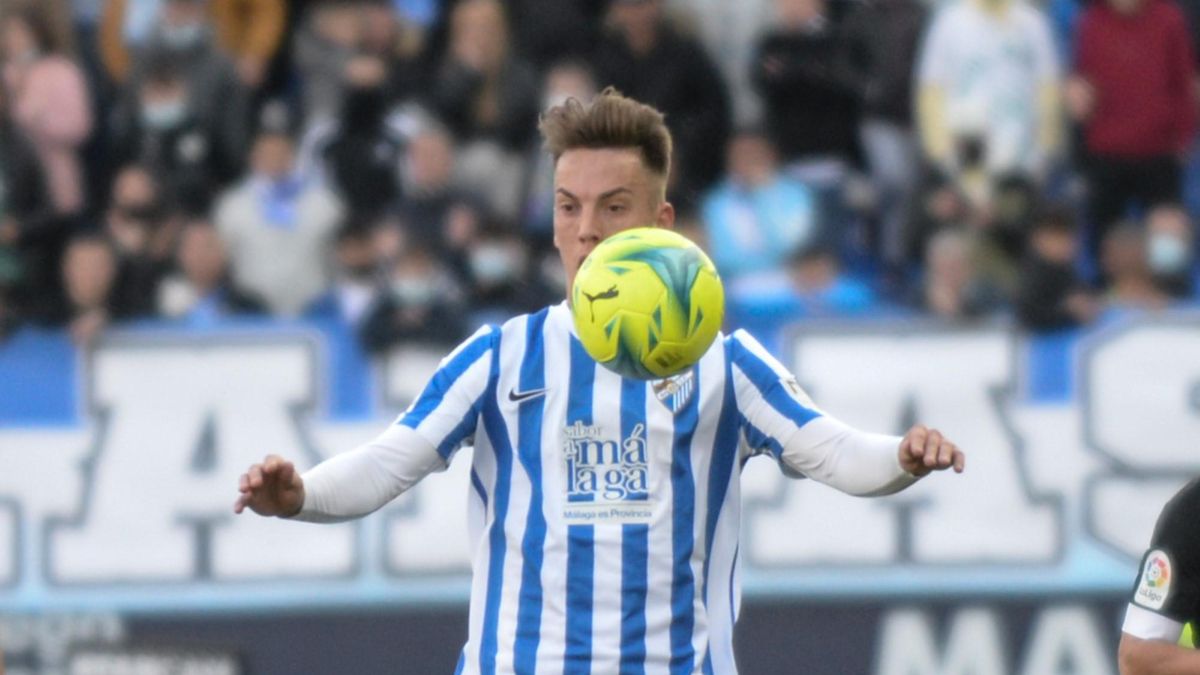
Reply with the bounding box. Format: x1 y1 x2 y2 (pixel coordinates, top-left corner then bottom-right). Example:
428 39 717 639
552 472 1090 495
571 227 724 380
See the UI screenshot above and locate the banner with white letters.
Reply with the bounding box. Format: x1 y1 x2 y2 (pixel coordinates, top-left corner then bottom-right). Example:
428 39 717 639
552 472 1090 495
2 313 1196 615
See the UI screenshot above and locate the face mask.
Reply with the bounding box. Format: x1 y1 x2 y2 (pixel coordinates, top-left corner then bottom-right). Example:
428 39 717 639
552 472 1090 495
392 277 436 305
542 90 573 111
1148 233 1191 274
161 22 205 50
470 245 519 285
141 99 187 130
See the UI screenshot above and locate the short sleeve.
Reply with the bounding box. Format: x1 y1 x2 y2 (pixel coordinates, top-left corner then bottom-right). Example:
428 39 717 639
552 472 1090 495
727 330 823 460
397 325 496 460
1123 481 1200 640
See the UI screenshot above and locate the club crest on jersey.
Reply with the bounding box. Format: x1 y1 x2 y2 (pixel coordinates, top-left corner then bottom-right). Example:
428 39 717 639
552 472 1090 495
1135 549 1172 610
561 421 653 525
652 370 696 414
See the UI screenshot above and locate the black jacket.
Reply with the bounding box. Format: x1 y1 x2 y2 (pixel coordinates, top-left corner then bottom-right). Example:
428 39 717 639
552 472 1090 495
592 24 732 203
753 24 860 163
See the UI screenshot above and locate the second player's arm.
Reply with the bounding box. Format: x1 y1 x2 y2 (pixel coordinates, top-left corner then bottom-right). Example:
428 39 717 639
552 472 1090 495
1119 633 1200 675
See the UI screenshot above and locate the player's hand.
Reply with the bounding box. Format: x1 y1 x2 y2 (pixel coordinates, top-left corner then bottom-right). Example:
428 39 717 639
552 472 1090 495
233 455 305 517
898 425 965 477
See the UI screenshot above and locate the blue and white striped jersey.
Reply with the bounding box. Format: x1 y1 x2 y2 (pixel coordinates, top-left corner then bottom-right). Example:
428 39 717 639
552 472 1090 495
393 302 907 674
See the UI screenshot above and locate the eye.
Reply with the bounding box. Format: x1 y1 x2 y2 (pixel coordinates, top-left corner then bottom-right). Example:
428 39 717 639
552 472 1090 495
557 202 576 215
608 203 627 214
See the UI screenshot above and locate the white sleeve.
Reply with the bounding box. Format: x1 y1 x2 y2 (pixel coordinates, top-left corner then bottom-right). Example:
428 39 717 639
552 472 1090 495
292 423 446 523
780 415 918 497
1122 603 1186 643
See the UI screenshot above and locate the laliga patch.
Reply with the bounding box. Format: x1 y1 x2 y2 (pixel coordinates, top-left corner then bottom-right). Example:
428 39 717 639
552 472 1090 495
653 370 696 414
1135 549 1173 610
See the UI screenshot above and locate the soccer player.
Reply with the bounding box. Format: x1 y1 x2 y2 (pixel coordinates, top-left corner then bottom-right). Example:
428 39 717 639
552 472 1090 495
234 90 966 674
1119 477 1200 675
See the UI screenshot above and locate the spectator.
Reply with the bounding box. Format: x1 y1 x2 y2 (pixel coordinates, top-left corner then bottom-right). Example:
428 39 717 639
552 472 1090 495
430 0 539 150
303 53 407 218
157 217 266 324
430 0 540 220
731 245 879 319
1100 222 1170 310
1 7 93 219
916 0 1061 202
304 221 384 331
110 56 237 211
1145 204 1196 298
461 226 555 325
359 0 427 103
398 122 466 256
0 78 55 328
101 0 287 90
1015 206 1098 331
837 0 927 268
1070 0 1197 256
701 127 818 283
104 164 175 318
593 0 731 206
215 124 343 316
292 0 363 126
57 233 122 346
507 0 606 66
360 243 465 352
752 0 859 178
520 59 596 253
918 228 1006 320
110 0 250 188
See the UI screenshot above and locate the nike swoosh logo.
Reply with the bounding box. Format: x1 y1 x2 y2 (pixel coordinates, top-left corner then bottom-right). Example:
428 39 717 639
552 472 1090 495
508 387 548 403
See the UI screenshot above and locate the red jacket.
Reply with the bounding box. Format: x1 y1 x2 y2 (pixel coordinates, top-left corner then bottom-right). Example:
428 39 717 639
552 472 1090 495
1076 0 1198 158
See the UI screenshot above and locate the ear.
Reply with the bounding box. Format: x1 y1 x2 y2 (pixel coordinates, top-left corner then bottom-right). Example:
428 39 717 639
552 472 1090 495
656 201 676 230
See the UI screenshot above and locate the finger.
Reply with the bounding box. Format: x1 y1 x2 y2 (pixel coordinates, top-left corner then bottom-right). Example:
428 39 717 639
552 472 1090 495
248 465 264 489
277 462 295 485
233 494 249 514
953 450 966 473
905 426 927 459
922 430 942 465
238 474 249 492
937 442 956 468
262 455 284 475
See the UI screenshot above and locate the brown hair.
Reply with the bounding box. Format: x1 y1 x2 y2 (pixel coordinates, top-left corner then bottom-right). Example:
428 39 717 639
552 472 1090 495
539 87 673 179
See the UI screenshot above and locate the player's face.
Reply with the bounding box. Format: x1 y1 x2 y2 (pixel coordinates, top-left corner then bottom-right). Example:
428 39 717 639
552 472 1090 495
553 147 674 295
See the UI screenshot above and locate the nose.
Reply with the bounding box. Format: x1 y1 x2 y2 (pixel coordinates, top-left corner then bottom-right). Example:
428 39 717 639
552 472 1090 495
577 206 603 247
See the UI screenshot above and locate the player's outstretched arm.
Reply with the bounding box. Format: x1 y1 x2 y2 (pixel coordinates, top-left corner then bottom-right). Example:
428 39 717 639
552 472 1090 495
234 454 305 517
1119 633 1200 675
897 424 965 477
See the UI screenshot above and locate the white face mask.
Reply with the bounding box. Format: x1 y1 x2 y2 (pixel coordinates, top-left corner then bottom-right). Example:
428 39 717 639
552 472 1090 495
141 98 187 130
469 245 519 285
542 91 573 111
161 22 205 50
391 277 437 305
1148 233 1191 274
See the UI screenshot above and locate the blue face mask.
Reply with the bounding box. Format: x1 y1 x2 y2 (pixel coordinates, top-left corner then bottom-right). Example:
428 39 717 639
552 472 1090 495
141 98 187 130
1148 233 1191 275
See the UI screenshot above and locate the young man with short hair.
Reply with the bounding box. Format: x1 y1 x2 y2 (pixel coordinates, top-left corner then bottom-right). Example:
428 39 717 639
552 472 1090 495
235 90 965 674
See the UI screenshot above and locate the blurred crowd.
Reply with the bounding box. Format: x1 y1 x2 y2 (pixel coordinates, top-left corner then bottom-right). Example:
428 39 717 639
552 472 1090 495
1 0 1199 353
